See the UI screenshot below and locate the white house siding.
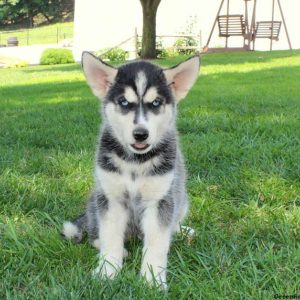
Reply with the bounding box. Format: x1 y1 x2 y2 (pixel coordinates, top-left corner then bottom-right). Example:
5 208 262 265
73 0 141 60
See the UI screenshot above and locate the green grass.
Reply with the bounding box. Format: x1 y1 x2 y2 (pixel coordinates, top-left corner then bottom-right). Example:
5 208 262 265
0 22 73 46
1 50 300 299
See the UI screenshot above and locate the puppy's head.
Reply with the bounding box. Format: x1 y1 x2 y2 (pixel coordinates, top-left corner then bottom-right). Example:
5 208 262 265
82 52 200 154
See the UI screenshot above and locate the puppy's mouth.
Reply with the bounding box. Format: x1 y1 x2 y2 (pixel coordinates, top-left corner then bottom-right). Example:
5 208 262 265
131 143 150 151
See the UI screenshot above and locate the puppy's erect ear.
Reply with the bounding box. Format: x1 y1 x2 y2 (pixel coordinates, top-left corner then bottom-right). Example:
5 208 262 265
163 56 200 101
82 51 117 99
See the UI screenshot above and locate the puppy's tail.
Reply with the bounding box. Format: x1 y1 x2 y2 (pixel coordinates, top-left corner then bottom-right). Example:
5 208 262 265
61 213 87 243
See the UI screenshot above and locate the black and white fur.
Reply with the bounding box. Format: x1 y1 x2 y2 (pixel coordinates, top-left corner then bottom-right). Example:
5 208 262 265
62 52 200 288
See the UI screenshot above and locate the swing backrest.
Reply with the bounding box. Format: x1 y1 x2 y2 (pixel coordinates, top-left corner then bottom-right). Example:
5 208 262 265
218 14 246 37
254 21 281 40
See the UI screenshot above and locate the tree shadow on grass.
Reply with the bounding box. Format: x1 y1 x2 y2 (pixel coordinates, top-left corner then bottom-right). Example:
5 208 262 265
0 63 299 210
21 63 82 73
1 58 299 298
1 63 299 149
20 60 126 74
15 50 300 76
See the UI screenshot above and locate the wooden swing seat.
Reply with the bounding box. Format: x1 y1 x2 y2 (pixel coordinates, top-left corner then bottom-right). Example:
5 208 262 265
218 14 246 37
254 21 281 40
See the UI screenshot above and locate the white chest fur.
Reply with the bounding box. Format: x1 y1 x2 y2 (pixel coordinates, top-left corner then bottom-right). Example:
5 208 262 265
95 154 174 204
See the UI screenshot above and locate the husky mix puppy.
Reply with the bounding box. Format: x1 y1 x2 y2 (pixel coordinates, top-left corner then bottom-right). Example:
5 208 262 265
62 52 200 288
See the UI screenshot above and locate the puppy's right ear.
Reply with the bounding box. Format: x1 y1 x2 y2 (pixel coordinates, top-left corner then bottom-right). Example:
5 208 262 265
82 52 117 99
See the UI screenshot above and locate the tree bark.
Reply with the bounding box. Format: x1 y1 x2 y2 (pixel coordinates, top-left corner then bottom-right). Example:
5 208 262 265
140 0 161 59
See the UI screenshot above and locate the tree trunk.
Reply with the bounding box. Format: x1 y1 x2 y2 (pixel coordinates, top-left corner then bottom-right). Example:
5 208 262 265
24 0 34 28
28 12 33 28
140 0 161 59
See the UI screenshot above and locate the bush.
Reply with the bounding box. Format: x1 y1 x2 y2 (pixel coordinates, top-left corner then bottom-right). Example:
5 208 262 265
156 48 168 59
155 39 167 59
165 48 180 58
137 38 179 59
96 48 128 62
174 37 198 55
40 48 74 65
156 47 181 59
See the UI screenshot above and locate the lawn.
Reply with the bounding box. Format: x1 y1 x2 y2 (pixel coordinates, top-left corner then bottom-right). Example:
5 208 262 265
0 22 73 46
0 50 300 299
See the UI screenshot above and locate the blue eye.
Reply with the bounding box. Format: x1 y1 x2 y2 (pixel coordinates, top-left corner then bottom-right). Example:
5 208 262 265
152 98 162 108
118 97 129 108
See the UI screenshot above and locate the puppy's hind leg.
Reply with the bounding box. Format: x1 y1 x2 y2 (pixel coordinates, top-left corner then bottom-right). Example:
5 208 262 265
175 194 195 243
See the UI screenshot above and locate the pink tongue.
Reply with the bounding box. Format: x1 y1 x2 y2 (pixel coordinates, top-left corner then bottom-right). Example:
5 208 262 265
134 143 147 149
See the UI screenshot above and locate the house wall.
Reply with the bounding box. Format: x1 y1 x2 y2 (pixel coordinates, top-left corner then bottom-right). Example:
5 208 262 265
73 0 141 60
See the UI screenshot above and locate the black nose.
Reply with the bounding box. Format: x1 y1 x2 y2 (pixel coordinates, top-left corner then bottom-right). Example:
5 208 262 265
133 128 149 142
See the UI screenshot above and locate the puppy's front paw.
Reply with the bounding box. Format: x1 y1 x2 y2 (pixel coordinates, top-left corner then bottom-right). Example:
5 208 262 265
141 266 168 290
92 259 120 279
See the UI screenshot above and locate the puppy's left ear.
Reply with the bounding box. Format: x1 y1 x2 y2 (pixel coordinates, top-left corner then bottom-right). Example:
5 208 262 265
82 51 118 99
163 56 200 101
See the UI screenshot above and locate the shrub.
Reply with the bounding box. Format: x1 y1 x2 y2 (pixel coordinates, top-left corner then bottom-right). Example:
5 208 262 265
96 48 128 62
137 38 179 59
40 48 74 65
156 47 181 59
156 48 168 59
155 39 167 59
174 37 198 55
165 48 180 58
164 48 183 58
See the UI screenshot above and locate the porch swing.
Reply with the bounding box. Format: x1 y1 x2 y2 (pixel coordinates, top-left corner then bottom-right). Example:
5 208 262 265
203 0 251 52
204 0 292 52
250 0 291 50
